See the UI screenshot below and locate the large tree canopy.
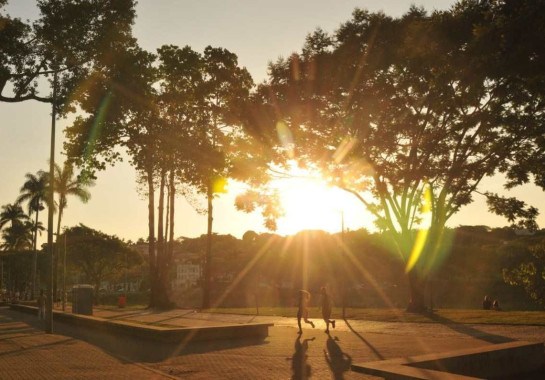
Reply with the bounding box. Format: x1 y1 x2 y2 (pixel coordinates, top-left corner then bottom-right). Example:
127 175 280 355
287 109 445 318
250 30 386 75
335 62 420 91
245 3 542 310
0 0 137 110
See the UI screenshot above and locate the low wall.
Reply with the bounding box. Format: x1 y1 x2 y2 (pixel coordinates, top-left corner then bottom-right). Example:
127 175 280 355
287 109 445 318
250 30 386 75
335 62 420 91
9 304 272 344
352 341 544 380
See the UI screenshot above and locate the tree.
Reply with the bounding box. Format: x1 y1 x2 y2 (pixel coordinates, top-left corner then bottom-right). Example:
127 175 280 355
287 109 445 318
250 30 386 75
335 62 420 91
64 43 181 309
64 225 141 302
16 170 48 297
503 239 545 306
191 46 253 309
247 6 540 311
0 221 35 251
0 203 29 229
64 43 255 310
469 0 545 194
1 0 137 106
51 162 93 298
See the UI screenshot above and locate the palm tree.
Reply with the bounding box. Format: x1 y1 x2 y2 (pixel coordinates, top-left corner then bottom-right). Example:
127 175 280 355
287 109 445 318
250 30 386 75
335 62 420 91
0 203 29 229
53 162 93 241
17 171 48 298
0 222 33 251
53 162 94 297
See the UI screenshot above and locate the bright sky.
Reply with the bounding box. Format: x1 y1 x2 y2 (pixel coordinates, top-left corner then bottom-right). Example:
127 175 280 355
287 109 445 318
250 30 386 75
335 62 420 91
1 0 543 243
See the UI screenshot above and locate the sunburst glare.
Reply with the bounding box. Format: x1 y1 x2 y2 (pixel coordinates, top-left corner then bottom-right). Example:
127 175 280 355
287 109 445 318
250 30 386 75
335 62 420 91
270 165 373 235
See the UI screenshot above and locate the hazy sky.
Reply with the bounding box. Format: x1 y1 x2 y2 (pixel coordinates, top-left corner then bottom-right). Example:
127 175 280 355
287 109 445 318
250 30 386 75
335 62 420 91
1 0 543 243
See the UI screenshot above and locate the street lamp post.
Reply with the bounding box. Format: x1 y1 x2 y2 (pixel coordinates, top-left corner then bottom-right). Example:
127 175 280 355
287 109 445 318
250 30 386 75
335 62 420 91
341 210 346 319
62 232 66 312
45 71 57 333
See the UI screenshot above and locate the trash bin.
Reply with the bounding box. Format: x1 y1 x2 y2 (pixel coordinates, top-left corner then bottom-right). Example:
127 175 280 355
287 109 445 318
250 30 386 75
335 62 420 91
72 285 93 315
118 294 126 308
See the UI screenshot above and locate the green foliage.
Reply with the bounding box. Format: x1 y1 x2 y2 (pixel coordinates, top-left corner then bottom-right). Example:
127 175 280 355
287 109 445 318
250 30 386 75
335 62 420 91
1 0 138 107
64 224 141 295
503 239 545 305
240 3 544 310
0 203 28 230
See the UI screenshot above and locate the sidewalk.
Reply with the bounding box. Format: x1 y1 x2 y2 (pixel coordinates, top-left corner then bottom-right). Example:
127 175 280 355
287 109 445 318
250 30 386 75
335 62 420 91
3 305 545 379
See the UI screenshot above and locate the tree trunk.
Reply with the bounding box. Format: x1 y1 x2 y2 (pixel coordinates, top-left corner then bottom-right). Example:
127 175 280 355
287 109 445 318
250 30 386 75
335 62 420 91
154 169 171 309
165 181 170 243
406 269 427 313
31 208 39 299
146 168 156 307
202 182 214 309
167 170 175 270
53 205 64 306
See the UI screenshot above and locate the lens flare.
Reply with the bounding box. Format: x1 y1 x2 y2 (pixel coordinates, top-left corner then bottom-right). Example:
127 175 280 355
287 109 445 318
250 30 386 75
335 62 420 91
276 121 294 158
405 184 432 273
212 177 228 194
333 137 357 164
83 92 113 164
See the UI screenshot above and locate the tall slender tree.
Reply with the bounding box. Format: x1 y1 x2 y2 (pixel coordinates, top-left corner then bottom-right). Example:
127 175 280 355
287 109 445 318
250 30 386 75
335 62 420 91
197 46 253 309
52 161 93 298
17 171 48 298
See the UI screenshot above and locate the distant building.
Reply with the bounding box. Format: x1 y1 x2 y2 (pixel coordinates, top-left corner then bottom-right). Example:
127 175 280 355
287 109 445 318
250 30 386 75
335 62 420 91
173 261 201 289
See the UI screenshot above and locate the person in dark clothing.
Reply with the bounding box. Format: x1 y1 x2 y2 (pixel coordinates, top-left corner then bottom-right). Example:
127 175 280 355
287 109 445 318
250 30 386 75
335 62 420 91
482 295 492 310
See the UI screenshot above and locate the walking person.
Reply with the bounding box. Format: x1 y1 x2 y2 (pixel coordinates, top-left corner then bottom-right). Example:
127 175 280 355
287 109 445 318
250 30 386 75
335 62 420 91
320 286 336 333
37 289 45 320
297 290 315 334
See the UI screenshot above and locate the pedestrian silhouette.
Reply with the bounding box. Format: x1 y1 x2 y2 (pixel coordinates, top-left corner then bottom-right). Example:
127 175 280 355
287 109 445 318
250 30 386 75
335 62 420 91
297 290 315 333
320 287 336 333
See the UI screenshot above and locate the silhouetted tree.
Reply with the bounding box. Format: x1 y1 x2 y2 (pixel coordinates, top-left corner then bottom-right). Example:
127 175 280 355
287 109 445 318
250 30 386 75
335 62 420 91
247 6 540 311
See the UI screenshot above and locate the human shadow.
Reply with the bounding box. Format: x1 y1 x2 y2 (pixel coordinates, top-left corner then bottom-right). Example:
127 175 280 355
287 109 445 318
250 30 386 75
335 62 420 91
344 318 384 360
290 335 315 380
324 334 352 380
427 313 514 344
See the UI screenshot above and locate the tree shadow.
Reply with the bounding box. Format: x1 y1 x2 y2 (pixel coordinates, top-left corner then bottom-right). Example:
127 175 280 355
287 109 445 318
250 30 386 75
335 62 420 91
0 337 75 358
344 318 384 360
324 334 352 380
290 335 314 380
427 313 514 344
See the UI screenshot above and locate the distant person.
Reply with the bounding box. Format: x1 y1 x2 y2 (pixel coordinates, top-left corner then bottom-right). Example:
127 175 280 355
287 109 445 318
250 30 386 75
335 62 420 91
320 287 336 333
297 290 315 334
482 295 492 310
492 299 502 311
37 289 46 320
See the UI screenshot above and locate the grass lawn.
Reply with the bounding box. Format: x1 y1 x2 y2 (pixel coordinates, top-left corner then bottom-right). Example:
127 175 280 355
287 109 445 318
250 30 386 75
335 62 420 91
205 306 545 326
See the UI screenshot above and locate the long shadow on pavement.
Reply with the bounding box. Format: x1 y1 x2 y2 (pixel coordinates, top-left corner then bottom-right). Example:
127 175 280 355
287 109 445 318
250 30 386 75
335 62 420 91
427 313 514 344
290 335 314 380
3 307 269 363
344 318 384 360
324 334 352 380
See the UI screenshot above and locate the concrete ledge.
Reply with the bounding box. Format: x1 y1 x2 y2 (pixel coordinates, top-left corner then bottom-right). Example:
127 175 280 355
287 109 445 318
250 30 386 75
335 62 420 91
352 341 544 380
9 304 272 343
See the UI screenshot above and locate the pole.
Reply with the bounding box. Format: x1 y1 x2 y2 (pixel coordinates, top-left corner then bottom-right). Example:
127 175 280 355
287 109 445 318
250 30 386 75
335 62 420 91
341 210 346 319
46 71 57 333
125 250 128 293
62 232 66 312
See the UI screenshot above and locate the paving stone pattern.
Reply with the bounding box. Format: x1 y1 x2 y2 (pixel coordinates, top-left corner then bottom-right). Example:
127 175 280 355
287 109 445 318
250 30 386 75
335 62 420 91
2 306 545 379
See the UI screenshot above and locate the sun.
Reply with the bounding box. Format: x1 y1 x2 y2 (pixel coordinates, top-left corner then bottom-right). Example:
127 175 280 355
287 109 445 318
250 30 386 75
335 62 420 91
270 166 372 235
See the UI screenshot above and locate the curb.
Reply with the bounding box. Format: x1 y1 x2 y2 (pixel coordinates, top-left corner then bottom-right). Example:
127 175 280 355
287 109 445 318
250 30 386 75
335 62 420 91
9 304 273 343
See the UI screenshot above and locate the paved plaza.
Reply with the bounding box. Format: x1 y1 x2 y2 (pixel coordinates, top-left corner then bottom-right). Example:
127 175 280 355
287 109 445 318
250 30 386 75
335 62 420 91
1 306 545 379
